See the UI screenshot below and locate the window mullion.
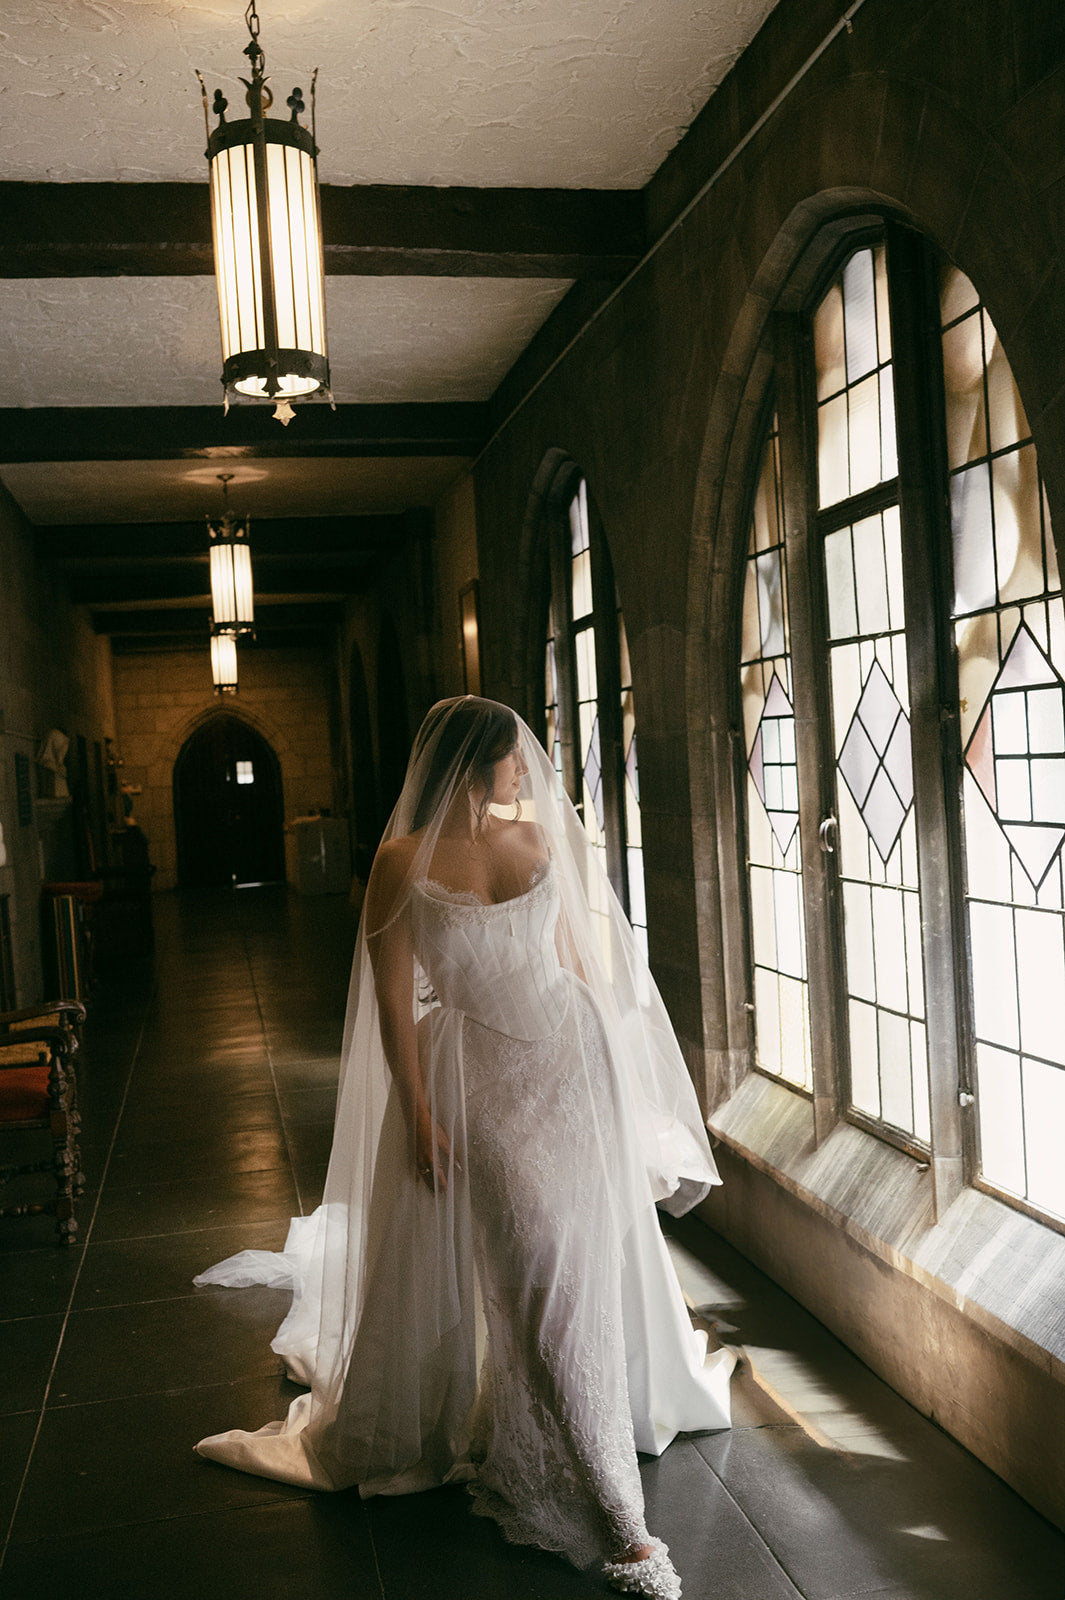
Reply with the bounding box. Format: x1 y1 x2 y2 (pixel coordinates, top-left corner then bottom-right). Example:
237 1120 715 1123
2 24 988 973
589 513 627 908
887 222 967 1217
549 511 581 808
775 310 848 1142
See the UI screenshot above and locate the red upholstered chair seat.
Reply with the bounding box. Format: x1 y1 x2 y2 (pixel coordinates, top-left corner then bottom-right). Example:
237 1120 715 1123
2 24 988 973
0 1063 52 1122
0 1004 85 1241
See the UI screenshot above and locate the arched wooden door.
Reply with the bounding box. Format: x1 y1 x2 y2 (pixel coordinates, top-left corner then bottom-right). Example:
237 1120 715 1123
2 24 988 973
173 717 285 888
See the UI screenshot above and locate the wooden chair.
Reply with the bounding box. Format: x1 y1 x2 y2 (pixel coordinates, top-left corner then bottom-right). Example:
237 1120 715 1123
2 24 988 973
0 1001 86 1244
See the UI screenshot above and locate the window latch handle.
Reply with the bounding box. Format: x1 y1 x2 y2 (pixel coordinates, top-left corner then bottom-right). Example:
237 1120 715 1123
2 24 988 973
818 814 838 853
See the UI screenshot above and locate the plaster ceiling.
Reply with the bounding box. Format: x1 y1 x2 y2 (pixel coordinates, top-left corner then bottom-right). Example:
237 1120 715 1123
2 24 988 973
0 0 783 642
2 0 779 189
0 275 573 407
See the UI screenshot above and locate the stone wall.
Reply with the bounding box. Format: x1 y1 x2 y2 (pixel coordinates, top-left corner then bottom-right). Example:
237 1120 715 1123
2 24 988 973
111 648 336 892
334 486 475 876
0 481 115 1003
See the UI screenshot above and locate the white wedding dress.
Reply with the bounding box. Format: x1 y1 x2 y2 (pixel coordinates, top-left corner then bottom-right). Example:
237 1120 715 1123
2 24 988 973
196 858 733 1569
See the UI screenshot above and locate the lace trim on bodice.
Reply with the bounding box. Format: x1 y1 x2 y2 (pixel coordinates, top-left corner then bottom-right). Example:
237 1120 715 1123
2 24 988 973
416 858 553 923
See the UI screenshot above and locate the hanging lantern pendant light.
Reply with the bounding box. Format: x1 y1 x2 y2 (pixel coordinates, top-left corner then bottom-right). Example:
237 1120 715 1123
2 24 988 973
211 635 239 695
208 473 255 638
197 1 331 423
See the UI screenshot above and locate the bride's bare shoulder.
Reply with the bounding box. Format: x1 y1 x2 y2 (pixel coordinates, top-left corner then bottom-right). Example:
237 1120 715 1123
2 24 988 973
368 832 422 893
364 833 424 932
495 816 550 856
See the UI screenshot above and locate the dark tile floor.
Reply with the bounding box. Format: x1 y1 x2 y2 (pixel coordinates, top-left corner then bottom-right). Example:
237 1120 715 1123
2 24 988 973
1 887 1062 1600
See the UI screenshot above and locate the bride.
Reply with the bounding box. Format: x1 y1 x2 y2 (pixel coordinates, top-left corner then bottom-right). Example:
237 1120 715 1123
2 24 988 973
194 696 734 1599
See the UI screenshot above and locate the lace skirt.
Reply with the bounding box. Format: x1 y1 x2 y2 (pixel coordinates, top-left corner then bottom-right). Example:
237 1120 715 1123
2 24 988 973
458 986 650 1568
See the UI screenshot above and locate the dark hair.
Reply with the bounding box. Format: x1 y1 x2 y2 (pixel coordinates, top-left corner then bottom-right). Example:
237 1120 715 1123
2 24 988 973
410 698 518 833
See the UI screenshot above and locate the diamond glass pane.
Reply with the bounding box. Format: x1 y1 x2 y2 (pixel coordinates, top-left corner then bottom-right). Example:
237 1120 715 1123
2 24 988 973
945 267 1065 1221
827 502 928 1139
579 704 604 838
836 660 911 863
749 673 800 855
963 626 1065 888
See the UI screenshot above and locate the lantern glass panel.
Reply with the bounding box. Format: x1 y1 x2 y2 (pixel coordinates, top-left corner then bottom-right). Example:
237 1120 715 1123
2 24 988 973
210 633 239 692
210 145 264 364
210 543 236 626
233 542 254 625
207 133 327 401
210 539 254 633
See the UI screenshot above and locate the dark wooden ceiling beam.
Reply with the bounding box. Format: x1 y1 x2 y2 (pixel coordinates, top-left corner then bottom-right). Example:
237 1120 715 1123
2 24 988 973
39 514 413 560
64 561 374 606
109 629 330 655
92 601 341 636
0 182 645 280
110 634 330 656
0 405 487 464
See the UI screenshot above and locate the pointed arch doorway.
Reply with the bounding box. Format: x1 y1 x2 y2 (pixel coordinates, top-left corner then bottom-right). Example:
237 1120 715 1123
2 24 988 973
173 716 285 888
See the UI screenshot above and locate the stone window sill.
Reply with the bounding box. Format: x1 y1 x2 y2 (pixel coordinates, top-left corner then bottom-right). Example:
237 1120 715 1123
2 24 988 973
707 1069 1065 1379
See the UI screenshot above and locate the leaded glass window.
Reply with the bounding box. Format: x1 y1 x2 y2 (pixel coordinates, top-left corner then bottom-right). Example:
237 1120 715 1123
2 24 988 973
733 221 1065 1230
943 269 1065 1223
739 254 930 1140
813 247 930 1142
543 473 646 948
826 506 930 1140
740 416 812 1091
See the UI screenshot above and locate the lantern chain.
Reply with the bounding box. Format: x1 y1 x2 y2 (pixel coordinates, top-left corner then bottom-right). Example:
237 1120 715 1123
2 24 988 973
244 0 264 77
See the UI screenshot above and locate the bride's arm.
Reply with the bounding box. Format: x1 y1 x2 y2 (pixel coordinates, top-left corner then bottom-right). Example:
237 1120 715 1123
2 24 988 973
365 843 450 1191
554 898 588 981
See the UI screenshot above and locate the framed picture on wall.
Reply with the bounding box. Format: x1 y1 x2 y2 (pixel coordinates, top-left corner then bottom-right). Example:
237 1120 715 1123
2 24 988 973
459 580 482 695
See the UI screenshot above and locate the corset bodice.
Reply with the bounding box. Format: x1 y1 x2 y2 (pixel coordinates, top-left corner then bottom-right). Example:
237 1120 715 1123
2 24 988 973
409 861 570 1040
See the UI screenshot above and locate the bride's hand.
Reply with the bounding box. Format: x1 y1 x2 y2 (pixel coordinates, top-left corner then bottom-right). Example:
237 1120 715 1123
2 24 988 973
414 1112 450 1192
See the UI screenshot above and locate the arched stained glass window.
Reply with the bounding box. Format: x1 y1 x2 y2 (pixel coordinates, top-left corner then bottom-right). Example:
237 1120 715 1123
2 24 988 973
733 222 1064 1230
543 474 647 957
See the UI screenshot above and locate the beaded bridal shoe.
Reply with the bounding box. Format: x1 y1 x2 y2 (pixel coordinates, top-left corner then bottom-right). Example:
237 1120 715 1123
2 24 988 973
603 1537 682 1600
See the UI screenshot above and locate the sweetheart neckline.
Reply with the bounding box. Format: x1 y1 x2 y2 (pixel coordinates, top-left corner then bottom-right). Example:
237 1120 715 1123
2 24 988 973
417 858 552 910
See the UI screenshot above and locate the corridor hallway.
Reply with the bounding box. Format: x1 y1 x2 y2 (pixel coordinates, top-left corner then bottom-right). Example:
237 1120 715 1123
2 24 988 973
0 890 1061 1600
